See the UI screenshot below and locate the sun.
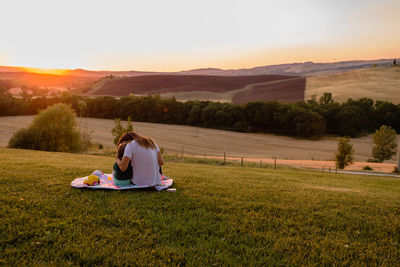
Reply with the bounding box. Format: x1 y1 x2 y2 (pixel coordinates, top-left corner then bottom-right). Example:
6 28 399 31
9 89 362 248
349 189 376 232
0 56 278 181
20 67 69 75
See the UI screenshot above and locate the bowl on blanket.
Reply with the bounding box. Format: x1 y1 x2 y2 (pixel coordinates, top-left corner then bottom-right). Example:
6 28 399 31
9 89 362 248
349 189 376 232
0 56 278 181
84 175 100 186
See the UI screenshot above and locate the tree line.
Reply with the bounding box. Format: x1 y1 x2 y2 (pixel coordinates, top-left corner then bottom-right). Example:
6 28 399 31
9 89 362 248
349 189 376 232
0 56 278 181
1 92 400 138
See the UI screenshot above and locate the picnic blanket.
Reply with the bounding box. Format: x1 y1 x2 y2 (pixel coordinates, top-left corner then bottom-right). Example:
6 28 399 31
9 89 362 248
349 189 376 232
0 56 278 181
71 170 173 192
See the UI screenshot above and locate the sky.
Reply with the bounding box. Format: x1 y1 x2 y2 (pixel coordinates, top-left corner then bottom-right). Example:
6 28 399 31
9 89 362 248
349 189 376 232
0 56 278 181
0 0 399 71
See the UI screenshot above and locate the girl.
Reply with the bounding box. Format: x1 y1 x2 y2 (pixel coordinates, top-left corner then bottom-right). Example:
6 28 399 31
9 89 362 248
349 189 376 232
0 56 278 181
117 132 164 186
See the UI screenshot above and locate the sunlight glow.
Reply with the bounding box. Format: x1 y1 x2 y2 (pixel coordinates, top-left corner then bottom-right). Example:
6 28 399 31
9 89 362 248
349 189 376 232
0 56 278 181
0 0 399 71
21 67 69 76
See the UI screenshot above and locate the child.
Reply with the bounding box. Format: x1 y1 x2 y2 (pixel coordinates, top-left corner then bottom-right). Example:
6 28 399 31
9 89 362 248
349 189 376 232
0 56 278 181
113 143 133 186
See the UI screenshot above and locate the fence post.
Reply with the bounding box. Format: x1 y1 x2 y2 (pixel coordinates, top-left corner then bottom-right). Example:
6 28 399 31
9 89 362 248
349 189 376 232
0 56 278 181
274 157 277 169
223 152 226 165
181 147 184 161
260 160 262 168
241 157 243 167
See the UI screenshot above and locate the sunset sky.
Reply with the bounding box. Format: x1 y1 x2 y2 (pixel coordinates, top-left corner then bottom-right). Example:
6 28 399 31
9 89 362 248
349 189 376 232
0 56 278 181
1 0 399 71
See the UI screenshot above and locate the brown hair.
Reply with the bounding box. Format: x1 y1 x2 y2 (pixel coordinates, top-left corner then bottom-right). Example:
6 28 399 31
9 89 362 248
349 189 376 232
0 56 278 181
118 131 156 150
117 143 127 159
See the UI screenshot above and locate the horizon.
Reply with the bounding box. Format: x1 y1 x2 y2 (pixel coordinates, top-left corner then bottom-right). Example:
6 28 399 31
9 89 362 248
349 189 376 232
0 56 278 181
1 57 398 75
1 0 400 72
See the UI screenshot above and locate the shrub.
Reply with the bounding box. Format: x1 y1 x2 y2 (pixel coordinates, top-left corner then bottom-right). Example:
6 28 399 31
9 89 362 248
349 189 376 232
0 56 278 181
111 117 133 146
363 165 373 171
8 103 83 152
335 137 354 169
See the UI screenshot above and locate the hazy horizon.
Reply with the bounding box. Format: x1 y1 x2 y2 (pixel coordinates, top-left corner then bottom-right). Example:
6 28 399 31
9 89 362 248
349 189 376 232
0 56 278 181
1 0 399 72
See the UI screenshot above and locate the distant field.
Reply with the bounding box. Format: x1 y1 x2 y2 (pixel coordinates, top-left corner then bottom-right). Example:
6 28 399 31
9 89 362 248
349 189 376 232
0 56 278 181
233 77 305 104
1 116 399 166
305 66 400 103
88 67 400 104
87 74 305 103
1 148 399 265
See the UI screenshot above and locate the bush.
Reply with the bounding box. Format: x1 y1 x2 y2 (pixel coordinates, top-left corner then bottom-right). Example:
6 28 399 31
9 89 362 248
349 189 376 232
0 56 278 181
335 137 354 169
363 165 373 171
8 103 83 152
111 117 133 146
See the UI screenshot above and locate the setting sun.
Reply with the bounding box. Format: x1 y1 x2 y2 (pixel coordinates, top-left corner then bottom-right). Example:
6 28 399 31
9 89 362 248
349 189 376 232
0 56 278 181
20 67 68 76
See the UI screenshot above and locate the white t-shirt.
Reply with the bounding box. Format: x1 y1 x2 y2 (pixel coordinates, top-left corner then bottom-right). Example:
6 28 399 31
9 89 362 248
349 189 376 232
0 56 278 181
123 140 161 186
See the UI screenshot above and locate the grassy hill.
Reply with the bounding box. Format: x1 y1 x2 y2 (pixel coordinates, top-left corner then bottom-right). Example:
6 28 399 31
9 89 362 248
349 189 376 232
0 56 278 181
87 74 305 103
87 66 400 104
1 148 399 265
305 66 400 103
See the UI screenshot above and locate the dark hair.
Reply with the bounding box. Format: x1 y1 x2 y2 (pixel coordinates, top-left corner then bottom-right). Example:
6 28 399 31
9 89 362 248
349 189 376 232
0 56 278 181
117 132 134 146
118 131 156 150
117 143 127 160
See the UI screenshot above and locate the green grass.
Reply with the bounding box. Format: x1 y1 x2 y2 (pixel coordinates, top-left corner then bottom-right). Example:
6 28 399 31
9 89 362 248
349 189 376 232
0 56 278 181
0 148 399 265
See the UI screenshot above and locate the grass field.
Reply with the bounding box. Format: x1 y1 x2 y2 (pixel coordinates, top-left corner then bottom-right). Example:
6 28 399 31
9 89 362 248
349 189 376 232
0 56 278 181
305 66 400 103
1 148 399 265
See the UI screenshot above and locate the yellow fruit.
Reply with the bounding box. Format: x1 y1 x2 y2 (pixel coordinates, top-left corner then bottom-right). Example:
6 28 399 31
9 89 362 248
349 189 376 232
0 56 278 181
84 175 100 186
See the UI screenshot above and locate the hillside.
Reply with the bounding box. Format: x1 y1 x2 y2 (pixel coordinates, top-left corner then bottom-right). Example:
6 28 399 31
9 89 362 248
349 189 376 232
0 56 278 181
1 59 394 77
232 77 305 104
1 148 399 265
87 74 305 103
305 66 400 103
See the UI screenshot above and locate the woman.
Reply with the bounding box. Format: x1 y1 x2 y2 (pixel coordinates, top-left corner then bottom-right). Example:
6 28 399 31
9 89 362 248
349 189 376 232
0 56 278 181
116 132 164 186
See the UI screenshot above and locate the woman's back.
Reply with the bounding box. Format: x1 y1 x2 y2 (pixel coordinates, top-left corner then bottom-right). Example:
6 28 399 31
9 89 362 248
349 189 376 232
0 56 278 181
123 140 161 186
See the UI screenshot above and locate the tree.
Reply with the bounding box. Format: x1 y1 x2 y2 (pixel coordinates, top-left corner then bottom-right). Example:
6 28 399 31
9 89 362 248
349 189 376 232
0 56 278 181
336 104 367 137
372 125 398 162
111 117 133 146
8 103 83 152
335 137 354 169
319 92 334 105
187 104 202 126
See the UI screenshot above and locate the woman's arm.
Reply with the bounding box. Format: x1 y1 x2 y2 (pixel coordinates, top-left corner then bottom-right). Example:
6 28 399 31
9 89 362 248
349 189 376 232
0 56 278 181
158 151 164 166
117 156 131 172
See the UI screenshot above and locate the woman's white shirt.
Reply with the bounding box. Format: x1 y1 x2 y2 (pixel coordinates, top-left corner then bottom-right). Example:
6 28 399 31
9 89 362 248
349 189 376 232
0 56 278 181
123 141 161 186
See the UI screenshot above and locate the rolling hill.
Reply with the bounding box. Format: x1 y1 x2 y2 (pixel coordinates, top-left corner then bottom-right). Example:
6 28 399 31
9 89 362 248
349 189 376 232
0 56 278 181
1 59 398 103
305 66 400 103
87 74 306 103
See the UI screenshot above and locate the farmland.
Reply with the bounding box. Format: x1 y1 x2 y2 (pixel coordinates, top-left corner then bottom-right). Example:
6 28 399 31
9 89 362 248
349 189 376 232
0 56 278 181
1 116 399 173
305 66 400 103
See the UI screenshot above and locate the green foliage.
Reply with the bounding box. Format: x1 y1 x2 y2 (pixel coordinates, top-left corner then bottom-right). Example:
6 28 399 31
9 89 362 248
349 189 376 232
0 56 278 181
372 125 398 162
337 104 367 137
111 116 133 146
363 165 373 171
319 92 333 105
7 103 83 152
335 137 354 169
187 104 202 126
2 92 400 138
1 148 400 265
